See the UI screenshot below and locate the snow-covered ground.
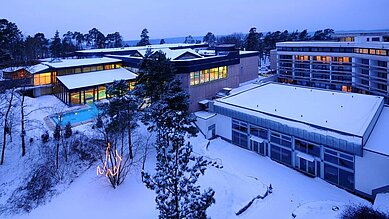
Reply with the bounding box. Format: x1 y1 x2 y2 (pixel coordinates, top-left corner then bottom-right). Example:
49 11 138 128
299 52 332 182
7 134 368 219
0 94 373 219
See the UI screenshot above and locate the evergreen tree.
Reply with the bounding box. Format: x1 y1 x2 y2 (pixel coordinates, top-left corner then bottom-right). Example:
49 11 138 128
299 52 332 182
139 52 214 218
203 32 216 48
0 19 25 67
217 33 244 48
159 39 165 44
50 30 62 58
298 29 310 41
137 28 151 46
88 28 105 49
62 31 76 55
64 122 72 139
184 35 195 44
135 51 176 103
106 80 139 159
142 80 214 219
244 27 260 51
106 32 123 48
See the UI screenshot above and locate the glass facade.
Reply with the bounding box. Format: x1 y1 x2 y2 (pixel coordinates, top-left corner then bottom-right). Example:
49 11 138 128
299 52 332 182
190 66 228 86
230 118 355 191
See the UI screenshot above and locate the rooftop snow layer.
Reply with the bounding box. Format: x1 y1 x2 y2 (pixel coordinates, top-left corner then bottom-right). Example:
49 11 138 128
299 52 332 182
29 64 50 74
215 83 383 137
43 57 122 69
57 68 137 90
76 43 205 53
364 107 389 155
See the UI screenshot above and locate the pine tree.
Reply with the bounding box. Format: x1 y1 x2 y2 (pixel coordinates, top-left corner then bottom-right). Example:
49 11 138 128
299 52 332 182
203 32 216 48
50 30 62 58
135 51 176 103
140 54 214 218
160 39 165 44
137 28 151 46
244 27 260 51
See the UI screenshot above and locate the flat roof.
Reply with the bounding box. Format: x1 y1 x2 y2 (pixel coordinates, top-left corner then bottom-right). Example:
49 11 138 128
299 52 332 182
57 68 137 90
215 83 383 137
365 107 389 156
76 43 205 53
43 57 122 69
276 41 389 49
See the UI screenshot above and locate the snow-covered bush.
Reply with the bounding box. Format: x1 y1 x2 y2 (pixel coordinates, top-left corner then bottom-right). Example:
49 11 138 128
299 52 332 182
341 205 389 219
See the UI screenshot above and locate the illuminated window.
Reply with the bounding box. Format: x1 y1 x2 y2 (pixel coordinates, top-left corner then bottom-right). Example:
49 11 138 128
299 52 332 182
90 66 97 72
83 66 92 72
97 65 103 71
98 86 106 100
75 68 82 73
115 64 121 68
189 66 228 86
33 72 52 86
204 69 210 82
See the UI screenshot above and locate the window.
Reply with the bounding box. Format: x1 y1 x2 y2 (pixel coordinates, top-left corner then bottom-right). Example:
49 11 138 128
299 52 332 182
97 65 104 71
232 120 248 133
250 125 268 139
232 131 248 149
270 144 292 166
270 132 291 148
324 149 354 170
189 66 228 86
295 139 321 157
33 72 52 86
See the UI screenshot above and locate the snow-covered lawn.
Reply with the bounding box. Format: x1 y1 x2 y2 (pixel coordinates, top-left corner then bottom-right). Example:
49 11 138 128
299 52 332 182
7 133 368 219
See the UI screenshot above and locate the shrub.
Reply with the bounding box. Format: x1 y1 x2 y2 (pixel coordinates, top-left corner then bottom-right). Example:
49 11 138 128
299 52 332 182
64 122 72 139
341 204 389 219
41 131 49 143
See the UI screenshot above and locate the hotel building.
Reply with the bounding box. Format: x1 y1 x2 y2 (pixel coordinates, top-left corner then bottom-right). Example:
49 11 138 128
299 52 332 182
276 32 389 102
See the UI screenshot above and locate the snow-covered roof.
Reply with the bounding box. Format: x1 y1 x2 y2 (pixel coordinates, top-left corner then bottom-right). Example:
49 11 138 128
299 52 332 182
76 43 206 54
0 66 25 73
57 67 137 90
277 41 389 49
215 83 384 137
152 48 202 60
374 192 389 213
365 107 389 155
43 57 121 69
0 64 49 74
28 64 50 74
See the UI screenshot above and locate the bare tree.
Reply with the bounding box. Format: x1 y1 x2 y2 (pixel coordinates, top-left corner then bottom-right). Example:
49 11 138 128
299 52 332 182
1 87 16 165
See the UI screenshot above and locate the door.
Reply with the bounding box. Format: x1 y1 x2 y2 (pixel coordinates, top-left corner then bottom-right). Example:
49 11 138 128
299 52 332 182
298 157 316 176
250 140 266 156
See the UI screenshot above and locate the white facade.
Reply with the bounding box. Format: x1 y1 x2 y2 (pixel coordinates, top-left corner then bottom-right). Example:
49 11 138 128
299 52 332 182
196 82 389 199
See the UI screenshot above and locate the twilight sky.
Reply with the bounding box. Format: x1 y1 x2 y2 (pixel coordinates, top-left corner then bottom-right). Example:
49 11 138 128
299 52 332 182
1 0 389 40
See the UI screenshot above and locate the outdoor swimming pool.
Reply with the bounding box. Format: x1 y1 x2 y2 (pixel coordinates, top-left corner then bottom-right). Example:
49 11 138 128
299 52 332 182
51 104 99 126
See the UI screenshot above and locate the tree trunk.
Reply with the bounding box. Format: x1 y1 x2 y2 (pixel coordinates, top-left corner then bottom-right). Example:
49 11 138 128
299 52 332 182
21 93 26 156
56 142 59 169
1 90 14 165
128 106 133 159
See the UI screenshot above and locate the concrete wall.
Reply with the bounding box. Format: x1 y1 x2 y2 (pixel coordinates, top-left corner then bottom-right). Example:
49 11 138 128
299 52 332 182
238 56 259 84
270 49 277 71
184 65 240 112
33 86 52 97
215 114 232 140
355 149 389 196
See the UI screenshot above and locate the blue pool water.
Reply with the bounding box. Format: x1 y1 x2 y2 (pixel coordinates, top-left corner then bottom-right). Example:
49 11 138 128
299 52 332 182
51 104 99 126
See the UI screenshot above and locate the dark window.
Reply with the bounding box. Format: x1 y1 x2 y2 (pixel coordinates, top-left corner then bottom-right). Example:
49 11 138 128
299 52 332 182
281 148 292 165
232 130 248 149
250 125 268 139
324 164 338 184
339 169 354 190
271 144 281 161
324 153 338 165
